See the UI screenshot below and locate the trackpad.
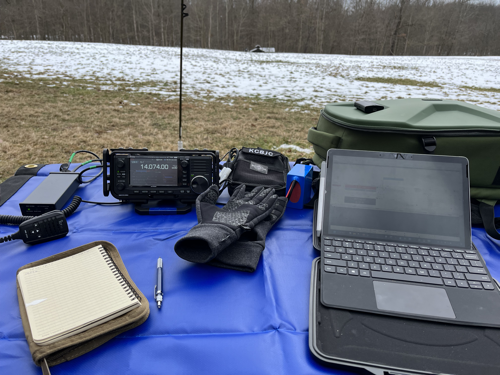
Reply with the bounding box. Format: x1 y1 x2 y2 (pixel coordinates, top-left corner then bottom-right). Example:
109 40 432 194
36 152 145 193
373 281 456 319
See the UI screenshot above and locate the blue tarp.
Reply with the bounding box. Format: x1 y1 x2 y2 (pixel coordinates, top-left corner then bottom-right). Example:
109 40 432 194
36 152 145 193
1 164 499 374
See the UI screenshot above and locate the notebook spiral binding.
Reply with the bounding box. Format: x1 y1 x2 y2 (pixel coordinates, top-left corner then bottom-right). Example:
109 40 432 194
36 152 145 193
98 246 142 302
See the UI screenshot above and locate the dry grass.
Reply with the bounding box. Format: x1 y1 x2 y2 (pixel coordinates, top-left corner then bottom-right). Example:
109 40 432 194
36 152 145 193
355 77 441 88
0 72 317 182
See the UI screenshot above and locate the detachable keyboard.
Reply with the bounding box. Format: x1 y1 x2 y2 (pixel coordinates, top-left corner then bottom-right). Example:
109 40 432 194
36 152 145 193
322 237 496 291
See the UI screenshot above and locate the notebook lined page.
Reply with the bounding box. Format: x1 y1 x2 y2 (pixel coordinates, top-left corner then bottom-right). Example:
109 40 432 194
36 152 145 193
18 245 141 344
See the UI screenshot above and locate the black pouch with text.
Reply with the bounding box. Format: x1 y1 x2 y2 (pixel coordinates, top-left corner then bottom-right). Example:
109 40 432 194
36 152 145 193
227 147 290 196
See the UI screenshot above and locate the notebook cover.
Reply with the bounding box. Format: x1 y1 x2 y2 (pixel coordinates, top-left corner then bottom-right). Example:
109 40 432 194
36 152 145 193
16 240 150 367
309 257 500 375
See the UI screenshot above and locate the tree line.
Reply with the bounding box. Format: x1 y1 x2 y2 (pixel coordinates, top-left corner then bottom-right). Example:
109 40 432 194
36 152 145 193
1 0 499 56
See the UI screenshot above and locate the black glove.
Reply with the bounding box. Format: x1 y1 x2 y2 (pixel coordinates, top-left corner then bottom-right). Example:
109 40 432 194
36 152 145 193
208 196 287 272
174 184 280 264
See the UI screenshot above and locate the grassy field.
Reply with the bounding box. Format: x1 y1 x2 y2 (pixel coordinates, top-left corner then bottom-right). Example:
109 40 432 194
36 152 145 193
0 71 317 182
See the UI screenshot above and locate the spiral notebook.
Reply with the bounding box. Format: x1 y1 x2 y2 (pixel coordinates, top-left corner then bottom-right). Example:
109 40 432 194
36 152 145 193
17 245 141 345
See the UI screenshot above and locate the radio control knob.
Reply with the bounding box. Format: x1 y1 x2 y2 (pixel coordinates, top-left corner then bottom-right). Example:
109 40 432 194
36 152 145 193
116 183 125 191
116 159 125 168
191 176 209 194
180 160 189 169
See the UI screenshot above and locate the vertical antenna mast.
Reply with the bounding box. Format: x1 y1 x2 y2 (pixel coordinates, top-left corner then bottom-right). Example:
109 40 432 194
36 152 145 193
178 0 188 150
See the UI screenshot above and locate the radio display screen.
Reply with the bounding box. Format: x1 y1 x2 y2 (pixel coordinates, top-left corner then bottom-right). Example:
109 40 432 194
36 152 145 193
129 157 178 186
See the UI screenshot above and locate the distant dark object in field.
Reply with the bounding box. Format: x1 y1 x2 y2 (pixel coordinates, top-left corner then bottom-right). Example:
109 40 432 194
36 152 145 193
250 45 264 53
249 45 275 53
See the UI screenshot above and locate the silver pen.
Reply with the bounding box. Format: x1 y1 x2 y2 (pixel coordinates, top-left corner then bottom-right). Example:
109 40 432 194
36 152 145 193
154 258 163 309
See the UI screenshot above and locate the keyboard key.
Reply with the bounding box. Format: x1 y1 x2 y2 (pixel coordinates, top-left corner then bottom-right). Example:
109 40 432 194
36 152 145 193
432 264 444 271
452 272 464 280
469 283 483 290
357 249 367 256
337 267 347 274
418 249 429 256
440 271 453 279
483 283 495 290
382 265 392 272
409 245 419 249
332 241 342 246
396 247 406 253
335 247 345 253
455 249 465 253
435 258 446 264
370 264 381 271
444 265 455 272
458 260 470 266
419 246 430 250
420 262 432 269
386 259 396 266
456 280 468 288
470 261 482 267
423 256 434 263
364 257 374 263
341 254 352 261
324 266 335 273
456 266 467 273
405 268 416 275
446 259 459 265
324 240 332 246
325 259 347 267
431 247 442 251
375 258 385 264
407 248 417 255
468 267 487 275
390 253 401 259
429 270 441 278
440 252 452 258
348 261 358 268
452 253 463 259
368 251 377 257
343 242 352 248
353 243 363 249
348 268 359 276
464 254 479 261
325 253 341 259
409 261 419 268
412 255 423 262
393 266 404 273
430 251 441 257
324 247 335 253
385 246 395 252
442 248 453 252
444 279 456 287
397 260 408 267
379 252 389 258
359 263 369 270
344 239 353 242
465 274 491 282
375 245 384 251
353 255 363 262
371 271 444 286
376 242 386 246
360 270 371 277
401 254 411 261
347 249 356 255
417 269 428 276
364 244 374 250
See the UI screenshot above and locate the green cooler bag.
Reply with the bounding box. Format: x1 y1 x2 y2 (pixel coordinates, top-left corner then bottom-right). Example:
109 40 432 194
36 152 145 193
307 98 500 238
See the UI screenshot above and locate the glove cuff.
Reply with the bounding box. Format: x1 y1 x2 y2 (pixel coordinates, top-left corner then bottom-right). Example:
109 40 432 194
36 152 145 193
209 241 264 273
174 224 239 264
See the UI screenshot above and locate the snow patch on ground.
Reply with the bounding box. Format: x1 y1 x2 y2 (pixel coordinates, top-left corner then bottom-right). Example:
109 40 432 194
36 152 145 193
0 40 499 110
276 144 314 153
